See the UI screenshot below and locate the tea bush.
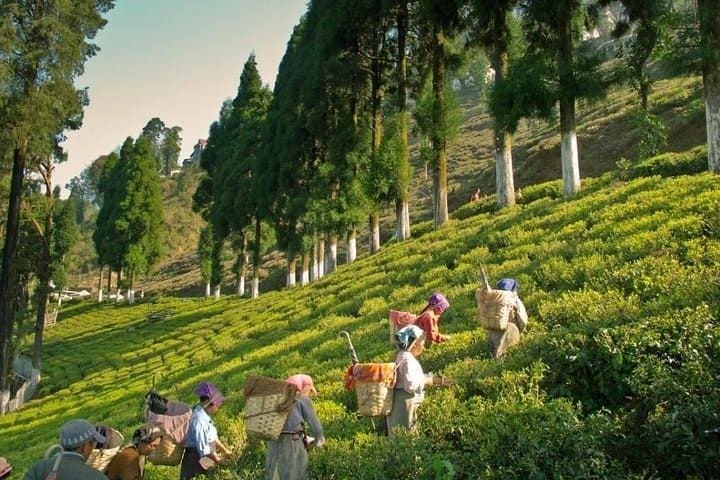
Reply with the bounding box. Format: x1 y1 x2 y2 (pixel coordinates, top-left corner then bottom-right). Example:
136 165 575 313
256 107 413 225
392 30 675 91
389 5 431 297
1 155 719 479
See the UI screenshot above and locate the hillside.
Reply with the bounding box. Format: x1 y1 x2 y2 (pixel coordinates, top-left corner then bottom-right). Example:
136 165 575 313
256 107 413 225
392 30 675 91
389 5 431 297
2 155 718 478
68 75 707 297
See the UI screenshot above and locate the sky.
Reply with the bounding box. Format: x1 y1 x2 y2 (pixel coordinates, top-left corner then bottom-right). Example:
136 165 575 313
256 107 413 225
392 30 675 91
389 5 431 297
59 0 309 193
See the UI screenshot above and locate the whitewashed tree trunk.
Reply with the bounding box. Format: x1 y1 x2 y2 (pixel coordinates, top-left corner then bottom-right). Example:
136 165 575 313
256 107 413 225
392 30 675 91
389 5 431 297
346 230 357 264
97 266 104 303
700 0 720 172
287 253 297 288
237 276 245 296
205 281 211 298
116 289 122 303
559 14 581 197
326 234 338 274
301 252 310 286
395 200 411 241
251 276 259 299
496 130 516 207
213 285 221 300
311 234 319 281
317 237 325 279
369 214 380 254
128 289 135 304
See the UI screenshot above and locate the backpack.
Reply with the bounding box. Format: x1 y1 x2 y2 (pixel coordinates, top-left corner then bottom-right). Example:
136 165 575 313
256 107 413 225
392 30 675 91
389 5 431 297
476 269 517 332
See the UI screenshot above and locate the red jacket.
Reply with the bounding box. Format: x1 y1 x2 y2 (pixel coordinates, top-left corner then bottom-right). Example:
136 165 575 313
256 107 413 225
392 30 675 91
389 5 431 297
414 310 447 344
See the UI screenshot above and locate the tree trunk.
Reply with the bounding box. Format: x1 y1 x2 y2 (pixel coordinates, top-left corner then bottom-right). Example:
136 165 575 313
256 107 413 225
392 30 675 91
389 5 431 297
699 0 720 172
128 270 136 304
559 12 581 197
205 281 211 298
301 252 310 286
250 276 259 298
106 269 112 294
0 145 26 390
237 235 248 296
97 266 104 302
326 234 338 274
369 214 380 254
491 11 516 208
396 1 411 241
33 174 54 371
213 285 221 300
251 217 261 298
432 27 449 226
286 251 297 288
317 236 325 279
311 234 319 282
346 229 357 264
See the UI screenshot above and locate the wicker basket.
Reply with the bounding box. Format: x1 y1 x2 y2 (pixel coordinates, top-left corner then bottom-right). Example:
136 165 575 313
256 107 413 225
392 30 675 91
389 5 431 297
147 435 184 466
388 310 417 344
356 381 394 417
87 427 124 472
476 288 515 331
244 393 291 441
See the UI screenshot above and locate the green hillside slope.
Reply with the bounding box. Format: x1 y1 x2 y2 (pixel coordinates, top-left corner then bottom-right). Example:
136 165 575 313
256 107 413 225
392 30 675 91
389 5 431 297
3 163 719 478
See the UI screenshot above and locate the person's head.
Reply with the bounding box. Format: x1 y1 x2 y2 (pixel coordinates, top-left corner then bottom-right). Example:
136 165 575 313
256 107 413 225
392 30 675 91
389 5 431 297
195 381 224 414
59 419 107 459
132 426 163 456
395 325 426 357
0 457 11 479
427 292 450 315
286 374 317 396
496 278 519 293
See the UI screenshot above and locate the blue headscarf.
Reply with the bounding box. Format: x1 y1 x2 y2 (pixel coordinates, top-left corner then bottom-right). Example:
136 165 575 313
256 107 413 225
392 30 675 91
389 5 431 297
496 278 519 293
394 325 424 351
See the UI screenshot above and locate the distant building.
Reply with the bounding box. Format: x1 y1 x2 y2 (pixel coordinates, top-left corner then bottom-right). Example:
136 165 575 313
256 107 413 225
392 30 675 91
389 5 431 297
182 138 207 168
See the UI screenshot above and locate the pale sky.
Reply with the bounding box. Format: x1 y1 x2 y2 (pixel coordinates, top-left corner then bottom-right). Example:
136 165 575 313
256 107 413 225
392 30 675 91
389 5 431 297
59 0 308 193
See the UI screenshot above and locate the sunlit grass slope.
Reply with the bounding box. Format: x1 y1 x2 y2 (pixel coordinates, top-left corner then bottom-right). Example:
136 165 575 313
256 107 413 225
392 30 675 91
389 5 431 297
2 158 719 478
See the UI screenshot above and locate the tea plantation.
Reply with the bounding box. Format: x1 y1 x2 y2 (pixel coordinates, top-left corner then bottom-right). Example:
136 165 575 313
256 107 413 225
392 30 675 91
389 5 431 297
1 152 719 479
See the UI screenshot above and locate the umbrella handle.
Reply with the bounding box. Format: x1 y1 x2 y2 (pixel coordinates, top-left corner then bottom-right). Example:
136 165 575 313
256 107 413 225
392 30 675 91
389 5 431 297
338 331 359 364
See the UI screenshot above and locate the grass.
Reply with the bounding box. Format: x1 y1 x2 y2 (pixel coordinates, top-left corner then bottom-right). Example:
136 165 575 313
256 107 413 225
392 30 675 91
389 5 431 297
2 147 719 477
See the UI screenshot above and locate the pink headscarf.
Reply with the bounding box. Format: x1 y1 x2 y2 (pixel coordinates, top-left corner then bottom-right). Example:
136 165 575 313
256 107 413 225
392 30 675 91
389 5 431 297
286 374 317 395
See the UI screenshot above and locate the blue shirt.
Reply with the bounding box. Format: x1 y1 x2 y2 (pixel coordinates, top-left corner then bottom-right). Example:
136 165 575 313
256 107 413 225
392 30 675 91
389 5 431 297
184 406 218 456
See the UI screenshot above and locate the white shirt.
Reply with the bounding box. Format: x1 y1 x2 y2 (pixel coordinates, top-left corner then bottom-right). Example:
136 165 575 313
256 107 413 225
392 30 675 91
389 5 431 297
394 351 427 401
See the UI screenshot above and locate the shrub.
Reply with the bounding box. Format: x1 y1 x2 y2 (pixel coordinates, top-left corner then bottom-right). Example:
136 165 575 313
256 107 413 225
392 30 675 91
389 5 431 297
631 145 707 178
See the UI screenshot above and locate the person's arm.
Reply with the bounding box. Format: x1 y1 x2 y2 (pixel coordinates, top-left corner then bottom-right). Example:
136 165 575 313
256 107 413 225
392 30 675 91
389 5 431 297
213 439 232 456
514 297 528 332
299 396 325 443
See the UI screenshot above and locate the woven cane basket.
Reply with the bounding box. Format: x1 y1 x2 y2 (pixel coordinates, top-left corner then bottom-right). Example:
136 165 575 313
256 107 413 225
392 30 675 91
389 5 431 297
476 288 515 331
356 381 394 417
147 436 184 466
87 427 124 472
244 393 290 441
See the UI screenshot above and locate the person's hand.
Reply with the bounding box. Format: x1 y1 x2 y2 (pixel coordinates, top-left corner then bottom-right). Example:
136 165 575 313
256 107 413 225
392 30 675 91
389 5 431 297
315 437 326 448
442 334 452 341
432 375 454 387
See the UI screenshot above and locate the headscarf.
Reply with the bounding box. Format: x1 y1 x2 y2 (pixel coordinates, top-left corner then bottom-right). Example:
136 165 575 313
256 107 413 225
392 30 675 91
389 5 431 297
394 325 425 351
427 292 450 313
286 374 317 395
496 278 519 293
195 381 225 406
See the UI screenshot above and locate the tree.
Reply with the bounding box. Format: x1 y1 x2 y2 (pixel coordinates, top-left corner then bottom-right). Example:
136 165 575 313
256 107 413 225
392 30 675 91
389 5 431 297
114 137 164 302
0 0 114 389
518 0 607 197
698 0 720 172
419 0 465 226
467 0 520 207
140 117 166 171
160 126 183 176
